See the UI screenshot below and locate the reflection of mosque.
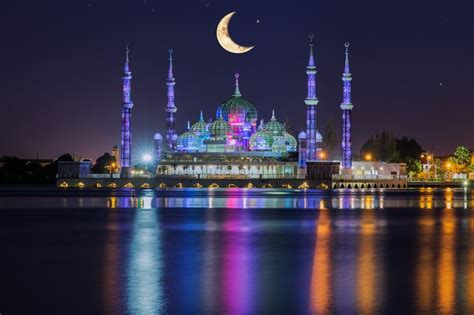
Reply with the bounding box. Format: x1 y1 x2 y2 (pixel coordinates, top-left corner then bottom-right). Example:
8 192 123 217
101 190 474 313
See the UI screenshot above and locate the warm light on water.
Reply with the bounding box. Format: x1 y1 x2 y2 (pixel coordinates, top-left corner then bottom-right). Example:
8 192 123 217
0 188 473 313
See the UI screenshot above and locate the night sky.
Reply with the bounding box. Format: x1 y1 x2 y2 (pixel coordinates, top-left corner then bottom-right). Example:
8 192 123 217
1 0 473 161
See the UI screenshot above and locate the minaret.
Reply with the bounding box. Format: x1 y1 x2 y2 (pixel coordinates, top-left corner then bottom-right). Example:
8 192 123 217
166 48 178 150
341 42 354 169
305 34 319 161
120 45 133 176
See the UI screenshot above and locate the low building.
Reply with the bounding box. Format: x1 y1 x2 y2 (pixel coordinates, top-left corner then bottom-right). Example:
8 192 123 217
156 152 298 179
350 161 407 179
57 161 92 178
306 161 340 180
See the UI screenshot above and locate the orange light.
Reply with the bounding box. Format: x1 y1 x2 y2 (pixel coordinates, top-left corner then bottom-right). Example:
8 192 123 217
319 151 327 160
365 153 372 161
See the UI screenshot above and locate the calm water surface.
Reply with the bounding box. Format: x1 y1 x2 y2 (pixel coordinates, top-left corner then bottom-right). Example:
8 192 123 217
0 188 473 314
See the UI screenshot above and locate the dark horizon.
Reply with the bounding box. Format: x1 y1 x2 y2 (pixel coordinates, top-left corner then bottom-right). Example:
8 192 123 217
1 0 473 161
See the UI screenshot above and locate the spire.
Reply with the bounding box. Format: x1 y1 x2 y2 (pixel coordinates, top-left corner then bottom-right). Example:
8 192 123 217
168 48 174 81
166 48 178 150
187 120 191 131
122 45 133 108
305 34 318 103
124 44 130 74
233 73 241 97
341 42 353 169
258 119 264 131
304 34 318 162
341 42 353 107
217 107 224 120
271 109 276 121
308 34 315 68
120 45 133 174
344 42 350 74
199 110 204 121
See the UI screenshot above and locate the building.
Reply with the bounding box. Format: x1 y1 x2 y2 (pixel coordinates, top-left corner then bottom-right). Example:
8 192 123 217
57 160 92 178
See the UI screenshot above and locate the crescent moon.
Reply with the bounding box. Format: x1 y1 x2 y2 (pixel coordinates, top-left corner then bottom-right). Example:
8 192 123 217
216 12 254 54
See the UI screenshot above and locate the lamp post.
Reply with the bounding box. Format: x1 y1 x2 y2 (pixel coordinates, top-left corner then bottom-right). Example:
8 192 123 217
142 153 152 177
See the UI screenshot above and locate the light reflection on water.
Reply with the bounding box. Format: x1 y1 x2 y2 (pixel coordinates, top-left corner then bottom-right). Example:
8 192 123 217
1 188 473 313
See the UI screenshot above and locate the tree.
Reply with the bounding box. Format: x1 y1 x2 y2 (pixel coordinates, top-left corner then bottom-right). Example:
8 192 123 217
453 146 471 172
406 159 422 179
92 153 116 174
360 131 399 162
396 136 423 162
322 121 339 158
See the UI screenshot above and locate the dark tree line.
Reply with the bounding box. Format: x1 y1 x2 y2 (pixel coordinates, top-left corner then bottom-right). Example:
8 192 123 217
360 131 424 173
0 154 73 184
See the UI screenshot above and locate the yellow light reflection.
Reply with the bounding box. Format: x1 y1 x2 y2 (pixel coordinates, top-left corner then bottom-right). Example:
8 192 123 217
416 210 435 311
310 209 331 313
108 196 117 209
357 209 377 314
467 215 474 311
437 208 456 313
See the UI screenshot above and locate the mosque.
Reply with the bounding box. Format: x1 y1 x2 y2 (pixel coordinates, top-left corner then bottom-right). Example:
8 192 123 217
119 37 352 179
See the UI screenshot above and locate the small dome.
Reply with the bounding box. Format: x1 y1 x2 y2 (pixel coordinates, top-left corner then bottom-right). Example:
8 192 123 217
154 133 162 141
191 111 208 137
264 110 285 136
209 112 231 137
250 130 273 151
177 131 200 151
171 134 179 141
316 130 323 142
298 131 307 139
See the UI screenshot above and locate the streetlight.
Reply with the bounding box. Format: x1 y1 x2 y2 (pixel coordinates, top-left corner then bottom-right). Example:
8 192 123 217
319 151 327 160
142 154 152 163
142 153 153 176
365 153 372 161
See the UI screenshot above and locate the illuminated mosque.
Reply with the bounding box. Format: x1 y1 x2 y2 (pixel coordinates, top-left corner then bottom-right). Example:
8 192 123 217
119 37 353 179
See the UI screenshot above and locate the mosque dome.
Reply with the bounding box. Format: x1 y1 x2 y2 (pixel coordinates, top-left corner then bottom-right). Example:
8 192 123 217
221 74 258 124
264 110 285 137
283 131 297 151
177 122 200 151
316 130 323 143
250 130 273 151
191 111 208 137
209 112 231 137
177 131 199 150
298 131 307 139
154 133 163 141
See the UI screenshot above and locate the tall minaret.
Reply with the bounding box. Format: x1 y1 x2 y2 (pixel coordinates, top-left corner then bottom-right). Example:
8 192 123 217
305 34 319 161
120 45 133 176
165 48 178 150
341 42 354 169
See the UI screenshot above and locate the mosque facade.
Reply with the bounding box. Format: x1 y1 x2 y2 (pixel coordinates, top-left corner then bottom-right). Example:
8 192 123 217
120 37 353 179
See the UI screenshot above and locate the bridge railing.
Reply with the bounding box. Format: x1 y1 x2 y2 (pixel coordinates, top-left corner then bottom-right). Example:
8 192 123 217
332 174 407 180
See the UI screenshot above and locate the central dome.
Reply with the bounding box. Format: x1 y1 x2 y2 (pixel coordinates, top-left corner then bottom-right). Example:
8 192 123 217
221 74 258 126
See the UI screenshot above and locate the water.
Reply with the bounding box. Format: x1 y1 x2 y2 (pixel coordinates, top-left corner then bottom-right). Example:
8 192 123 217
0 188 473 314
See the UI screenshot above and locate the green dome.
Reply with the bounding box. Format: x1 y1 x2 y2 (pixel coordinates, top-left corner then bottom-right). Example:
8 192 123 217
264 110 285 136
250 130 273 151
221 74 258 123
209 114 231 137
177 131 199 150
191 111 208 137
283 131 297 151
